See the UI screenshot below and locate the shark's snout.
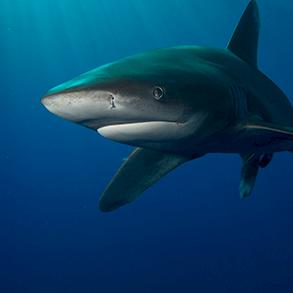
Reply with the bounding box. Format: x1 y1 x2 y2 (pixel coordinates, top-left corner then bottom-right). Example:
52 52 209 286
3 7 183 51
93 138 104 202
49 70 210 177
41 93 79 122
41 95 59 116
41 91 91 123
41 89 121 128
41 95 50 109
41 95 56 113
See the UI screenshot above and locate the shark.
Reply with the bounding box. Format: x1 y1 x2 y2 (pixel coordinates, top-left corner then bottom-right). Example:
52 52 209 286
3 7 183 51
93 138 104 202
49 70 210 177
42 0 293 212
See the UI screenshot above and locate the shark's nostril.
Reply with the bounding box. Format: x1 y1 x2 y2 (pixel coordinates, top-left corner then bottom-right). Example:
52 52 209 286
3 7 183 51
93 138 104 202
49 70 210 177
110 95 116 109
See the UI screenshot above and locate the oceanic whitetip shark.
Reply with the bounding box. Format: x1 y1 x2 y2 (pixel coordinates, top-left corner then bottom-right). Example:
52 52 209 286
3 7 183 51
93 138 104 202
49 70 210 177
42 1 293 212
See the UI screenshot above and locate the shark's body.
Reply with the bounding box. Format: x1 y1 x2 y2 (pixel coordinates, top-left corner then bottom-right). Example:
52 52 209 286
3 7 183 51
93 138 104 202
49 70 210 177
42 1 293 212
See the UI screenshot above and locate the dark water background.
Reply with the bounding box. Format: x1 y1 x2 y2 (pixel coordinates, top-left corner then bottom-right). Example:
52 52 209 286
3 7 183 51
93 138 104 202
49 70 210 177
1 0 293 292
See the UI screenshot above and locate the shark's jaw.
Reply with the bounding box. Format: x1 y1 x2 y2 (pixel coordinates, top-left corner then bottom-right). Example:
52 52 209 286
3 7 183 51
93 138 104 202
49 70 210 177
97 121 189 143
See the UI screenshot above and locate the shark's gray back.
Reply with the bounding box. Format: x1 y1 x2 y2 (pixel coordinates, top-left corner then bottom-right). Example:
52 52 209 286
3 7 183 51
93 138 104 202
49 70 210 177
193 46 293 128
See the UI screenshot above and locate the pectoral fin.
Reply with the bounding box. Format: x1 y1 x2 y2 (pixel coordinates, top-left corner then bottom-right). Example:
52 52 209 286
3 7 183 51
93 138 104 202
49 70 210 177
237 122 293 152
244 122 293 138
99 148 197 212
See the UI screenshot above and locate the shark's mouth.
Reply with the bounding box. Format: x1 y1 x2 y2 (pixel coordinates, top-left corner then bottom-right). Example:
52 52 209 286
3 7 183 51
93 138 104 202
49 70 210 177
97 121 189 143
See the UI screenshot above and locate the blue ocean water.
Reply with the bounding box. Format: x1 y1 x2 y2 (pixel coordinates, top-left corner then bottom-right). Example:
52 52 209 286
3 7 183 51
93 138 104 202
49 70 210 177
1 0 293 292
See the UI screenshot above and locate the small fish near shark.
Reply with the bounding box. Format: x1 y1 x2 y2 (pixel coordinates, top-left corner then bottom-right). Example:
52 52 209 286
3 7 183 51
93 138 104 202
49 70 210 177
42 1 293 212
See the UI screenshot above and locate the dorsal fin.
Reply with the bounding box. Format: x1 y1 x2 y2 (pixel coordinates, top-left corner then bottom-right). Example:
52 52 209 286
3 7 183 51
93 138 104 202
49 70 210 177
228 0 260 68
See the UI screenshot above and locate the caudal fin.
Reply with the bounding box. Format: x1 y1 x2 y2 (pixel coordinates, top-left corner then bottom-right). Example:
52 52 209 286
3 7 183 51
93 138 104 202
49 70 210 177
228 0 260 68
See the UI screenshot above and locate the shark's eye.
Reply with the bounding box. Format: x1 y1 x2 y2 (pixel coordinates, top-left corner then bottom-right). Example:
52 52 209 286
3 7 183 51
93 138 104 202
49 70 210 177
153 87 164 100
